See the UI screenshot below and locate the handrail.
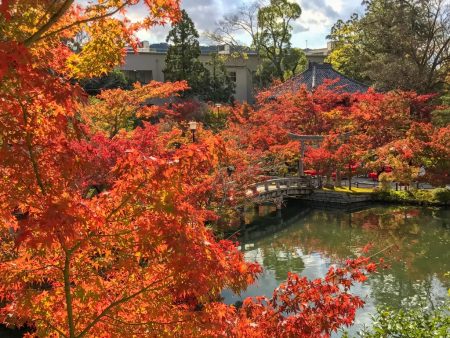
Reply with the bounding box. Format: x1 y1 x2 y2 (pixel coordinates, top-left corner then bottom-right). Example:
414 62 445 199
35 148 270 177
248 177 313 195
248 177 311 187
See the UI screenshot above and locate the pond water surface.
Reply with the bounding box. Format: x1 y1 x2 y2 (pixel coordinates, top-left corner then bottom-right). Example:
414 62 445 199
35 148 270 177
222 202 450 335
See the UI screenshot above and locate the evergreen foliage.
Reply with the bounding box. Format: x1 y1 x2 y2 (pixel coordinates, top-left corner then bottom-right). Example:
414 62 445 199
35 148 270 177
163 10 210 98
257 0 302 82
164 10 235 102
205 53 235 103
327 0 450 93
80 69 131 95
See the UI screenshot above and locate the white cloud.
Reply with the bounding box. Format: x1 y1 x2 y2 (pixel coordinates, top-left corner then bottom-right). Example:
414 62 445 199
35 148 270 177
77 0 364 48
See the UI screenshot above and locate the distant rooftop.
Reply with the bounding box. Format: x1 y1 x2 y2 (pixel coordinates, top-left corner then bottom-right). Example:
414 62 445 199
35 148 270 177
271 62 369 96
128 42 258 55
128 42 334 60
303 47 329 56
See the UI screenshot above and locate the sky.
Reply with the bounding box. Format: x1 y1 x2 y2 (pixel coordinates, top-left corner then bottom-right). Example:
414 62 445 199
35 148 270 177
98 0 364 49
130 0 365 49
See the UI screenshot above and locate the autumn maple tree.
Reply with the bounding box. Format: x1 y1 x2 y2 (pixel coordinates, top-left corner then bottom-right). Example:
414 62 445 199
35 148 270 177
228 81 449 188
0 1 388 337
84 81 188 137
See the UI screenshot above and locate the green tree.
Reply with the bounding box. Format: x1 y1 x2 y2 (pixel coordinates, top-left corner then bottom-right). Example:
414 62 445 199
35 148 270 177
326 14 368 84
257 0 302 82
80 69 131 95
163 10 210 97
328 0 450 92
282 48 307 80
432 73 450 126
205 53 235 103
210 1 305 87
253 47 307 88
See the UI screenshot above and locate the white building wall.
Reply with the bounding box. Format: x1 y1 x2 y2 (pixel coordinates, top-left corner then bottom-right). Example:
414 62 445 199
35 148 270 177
121 52 166 82
120 51 259 103
120 47 328 102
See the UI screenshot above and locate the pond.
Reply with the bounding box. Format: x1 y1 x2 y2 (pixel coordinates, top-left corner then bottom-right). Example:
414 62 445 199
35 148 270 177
222 202 450 335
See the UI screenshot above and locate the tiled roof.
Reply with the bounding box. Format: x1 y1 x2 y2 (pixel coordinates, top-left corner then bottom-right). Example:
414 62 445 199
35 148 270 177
272 62 369 96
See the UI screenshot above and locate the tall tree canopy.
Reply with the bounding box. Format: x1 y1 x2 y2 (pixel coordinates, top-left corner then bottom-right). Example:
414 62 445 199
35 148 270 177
206 53 236 103
327 0 450 93
257 0 302 82
210 0 306 86
163 9 210 97
164 10 235 102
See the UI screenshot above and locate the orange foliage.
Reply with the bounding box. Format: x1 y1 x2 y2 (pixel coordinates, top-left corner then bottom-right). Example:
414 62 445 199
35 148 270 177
0 2 396 337
225 83 448 186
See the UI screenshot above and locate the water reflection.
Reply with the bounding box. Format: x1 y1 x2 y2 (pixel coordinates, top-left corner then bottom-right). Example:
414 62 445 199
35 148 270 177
223 203 450 332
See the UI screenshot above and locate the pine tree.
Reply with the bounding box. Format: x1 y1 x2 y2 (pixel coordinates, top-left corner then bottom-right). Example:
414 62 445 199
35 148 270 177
163 10 209 97
205 53 235 103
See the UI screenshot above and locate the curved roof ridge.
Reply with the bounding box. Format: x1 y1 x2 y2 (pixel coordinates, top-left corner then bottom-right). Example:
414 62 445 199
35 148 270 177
321 63 370 89
270 62 369 96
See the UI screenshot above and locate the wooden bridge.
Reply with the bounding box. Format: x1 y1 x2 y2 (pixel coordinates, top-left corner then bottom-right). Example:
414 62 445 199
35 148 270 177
246 177 314 205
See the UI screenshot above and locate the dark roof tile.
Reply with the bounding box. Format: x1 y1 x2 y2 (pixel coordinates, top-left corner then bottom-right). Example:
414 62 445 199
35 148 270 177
272 62 369 96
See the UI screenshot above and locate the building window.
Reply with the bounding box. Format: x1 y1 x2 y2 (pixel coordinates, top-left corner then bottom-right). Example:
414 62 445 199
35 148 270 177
229 71 237 83
123 70 153 84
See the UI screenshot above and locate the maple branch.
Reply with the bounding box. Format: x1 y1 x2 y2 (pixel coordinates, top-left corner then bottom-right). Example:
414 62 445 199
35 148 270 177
37 317 68 338
65 179 147 256
103 314 187 327
37 2 129 44
18 100 47 195
367 243 396 259
105 180 146 221
35 0 60 28
18 264 63 275
25 134 47 195
92 229 136 238
24 0 75 47
63 250 76 338
76 276 172 338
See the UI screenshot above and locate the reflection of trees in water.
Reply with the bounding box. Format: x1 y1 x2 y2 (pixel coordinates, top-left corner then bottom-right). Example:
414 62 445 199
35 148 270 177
244 206 450 306
260 245 305 281
369 272 446 310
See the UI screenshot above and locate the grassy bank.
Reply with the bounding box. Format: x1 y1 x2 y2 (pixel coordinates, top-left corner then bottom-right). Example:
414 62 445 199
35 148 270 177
323 187 374 194
374 188 450 206
321 186 450 206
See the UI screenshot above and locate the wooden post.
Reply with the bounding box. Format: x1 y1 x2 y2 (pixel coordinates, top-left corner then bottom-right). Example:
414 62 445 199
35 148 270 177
335 169 341 187
275 197 283 218
298 141 305 177
253 203 260 213
289 132 352 180
348 165 352 190
238 207 245 227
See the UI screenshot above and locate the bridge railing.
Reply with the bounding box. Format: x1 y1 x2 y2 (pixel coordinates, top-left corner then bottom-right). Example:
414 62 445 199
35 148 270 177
248 176 313 194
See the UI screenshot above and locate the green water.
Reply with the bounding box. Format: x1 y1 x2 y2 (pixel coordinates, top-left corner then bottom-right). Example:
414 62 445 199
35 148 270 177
223 203 450 334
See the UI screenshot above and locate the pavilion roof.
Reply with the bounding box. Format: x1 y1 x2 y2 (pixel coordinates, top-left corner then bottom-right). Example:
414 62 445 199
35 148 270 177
271 62 369 96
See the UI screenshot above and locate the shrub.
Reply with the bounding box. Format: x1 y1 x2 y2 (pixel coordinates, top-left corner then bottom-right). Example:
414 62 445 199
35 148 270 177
362 300 450 338
378 173 393 191
432 188 450 204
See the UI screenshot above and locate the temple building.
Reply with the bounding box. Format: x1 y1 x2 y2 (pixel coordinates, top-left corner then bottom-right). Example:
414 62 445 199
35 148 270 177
271 62 369 97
